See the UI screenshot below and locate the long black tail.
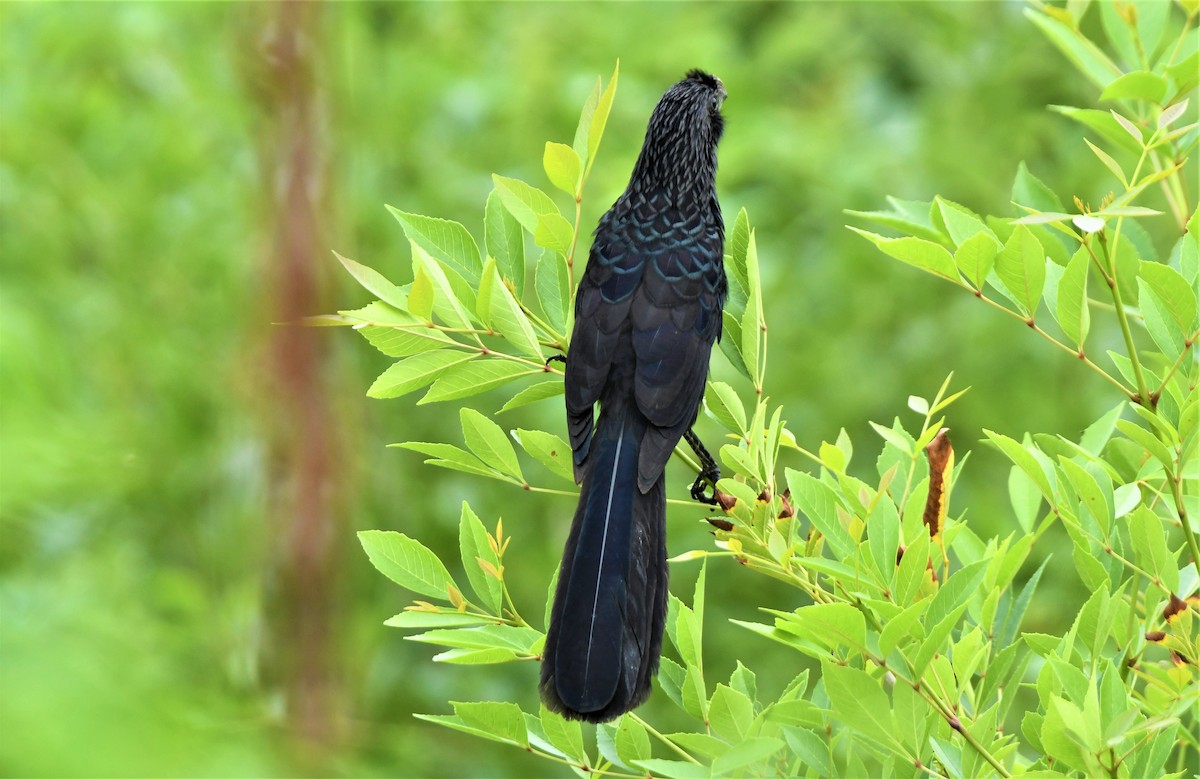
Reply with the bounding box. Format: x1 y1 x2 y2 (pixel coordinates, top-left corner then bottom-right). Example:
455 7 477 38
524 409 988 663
540 408 668 723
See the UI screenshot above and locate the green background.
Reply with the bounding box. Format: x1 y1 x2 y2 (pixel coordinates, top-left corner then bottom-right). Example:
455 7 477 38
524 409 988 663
1 3 1167 776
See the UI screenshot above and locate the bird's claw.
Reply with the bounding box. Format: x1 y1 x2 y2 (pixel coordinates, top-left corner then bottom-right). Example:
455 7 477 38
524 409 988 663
546 354 567 369
689 467 720 505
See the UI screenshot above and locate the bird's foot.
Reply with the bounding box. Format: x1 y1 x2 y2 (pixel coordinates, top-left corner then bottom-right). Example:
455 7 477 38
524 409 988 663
689 465 721 505
684 428 721 505
546 354 567 369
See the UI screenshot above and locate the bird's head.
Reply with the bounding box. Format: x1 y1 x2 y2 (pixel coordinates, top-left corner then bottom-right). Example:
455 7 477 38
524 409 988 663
631 69 726 195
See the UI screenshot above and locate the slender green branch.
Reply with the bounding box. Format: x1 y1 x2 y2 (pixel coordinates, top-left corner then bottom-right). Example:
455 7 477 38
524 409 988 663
566 195 583 291
1154 334 1197 398
1094 234 1152 403
974 292 1134 396
1170 466 1200 578
629 713 703 766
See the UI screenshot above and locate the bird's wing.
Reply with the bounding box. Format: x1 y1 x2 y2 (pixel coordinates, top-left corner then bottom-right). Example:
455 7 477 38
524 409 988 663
631 222 724 490
565 223 644 475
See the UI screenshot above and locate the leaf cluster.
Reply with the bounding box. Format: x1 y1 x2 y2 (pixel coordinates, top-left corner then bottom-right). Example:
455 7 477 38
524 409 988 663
340 5 1199 775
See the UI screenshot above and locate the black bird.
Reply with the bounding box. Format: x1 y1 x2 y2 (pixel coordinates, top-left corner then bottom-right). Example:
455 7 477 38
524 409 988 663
540 70 727 723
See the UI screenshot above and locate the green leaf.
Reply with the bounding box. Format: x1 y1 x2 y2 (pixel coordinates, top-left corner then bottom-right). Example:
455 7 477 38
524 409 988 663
1166 51 1199 96
368 350 475 399
822 662 899 749
871 420 915 455
543 141 582 196
1099 0 1139 68
681 664 707 721
485 188 526 295
740 231 764 384
459 502 502 613
726 208 751 304
786 469 855 561
358 530 456 599
1012 161 1066 213
534 212 575 255
397 441 501 481
419 359 540 404
1059 458 1112 537
335 251 407 310
891 532 931 610
514 428 575 483
451 701 528 747
572 76 601 167
1042 696 1091 771
408 263 435 321
535 249 570 336
1128 506 1179 592
492 175 560 234
412 241 475 330
781 729 831 776
729 661 757 705
586 61 619 176
631 759 708 779
1056 246 1091 348
435 647 526 669
705 381 747 435
710 737 785 777
984 433 1055 503
1116 419 1175 470
460 407 522 481
934 197 991 247
499 379 564 413
614 715 651 765
1161 97 1190 129
913 602 970 676
998 558 1049 647
879 597 929 659
995 225 1047 317
849 228 960 283
868 497 901 592
1100 71 1168 103
776 603 867 654
540 705 585 763
1050 106 1144 154
708 683 754 742
388 207 483 284
846 196 945 242
1138 277 1186 359
410 624 540 653
480 258 543 359
718 311 750 379
1084 138 1127 187
926 560 988 628
954 231 1001 291
384 611 498 629
1139 261 1197 335
1025 8 1121 90
359 324 454 359
929 737 964 779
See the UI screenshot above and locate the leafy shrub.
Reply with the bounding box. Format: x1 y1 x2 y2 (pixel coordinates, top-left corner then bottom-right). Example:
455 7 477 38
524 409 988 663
327 4 1198 775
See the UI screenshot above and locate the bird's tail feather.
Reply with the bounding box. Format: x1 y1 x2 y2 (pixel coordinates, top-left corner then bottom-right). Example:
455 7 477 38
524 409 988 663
540 409 667 723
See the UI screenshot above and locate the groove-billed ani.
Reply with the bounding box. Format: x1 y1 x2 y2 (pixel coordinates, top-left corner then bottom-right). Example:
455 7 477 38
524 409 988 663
540 70 727 723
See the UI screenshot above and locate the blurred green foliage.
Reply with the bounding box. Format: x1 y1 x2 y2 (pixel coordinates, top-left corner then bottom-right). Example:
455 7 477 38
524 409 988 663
0 2 1166 776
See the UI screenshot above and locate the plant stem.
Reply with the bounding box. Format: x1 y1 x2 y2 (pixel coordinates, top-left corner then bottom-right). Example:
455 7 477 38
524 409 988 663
917 681 1012 778
1095 235 1152 404
974 293 1134 396
1154 334 1197 398
566 195 583 291
1170 466 1200 578
629 713 703 765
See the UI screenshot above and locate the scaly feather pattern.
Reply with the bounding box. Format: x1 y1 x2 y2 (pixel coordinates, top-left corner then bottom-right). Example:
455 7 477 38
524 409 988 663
541 70 726 723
